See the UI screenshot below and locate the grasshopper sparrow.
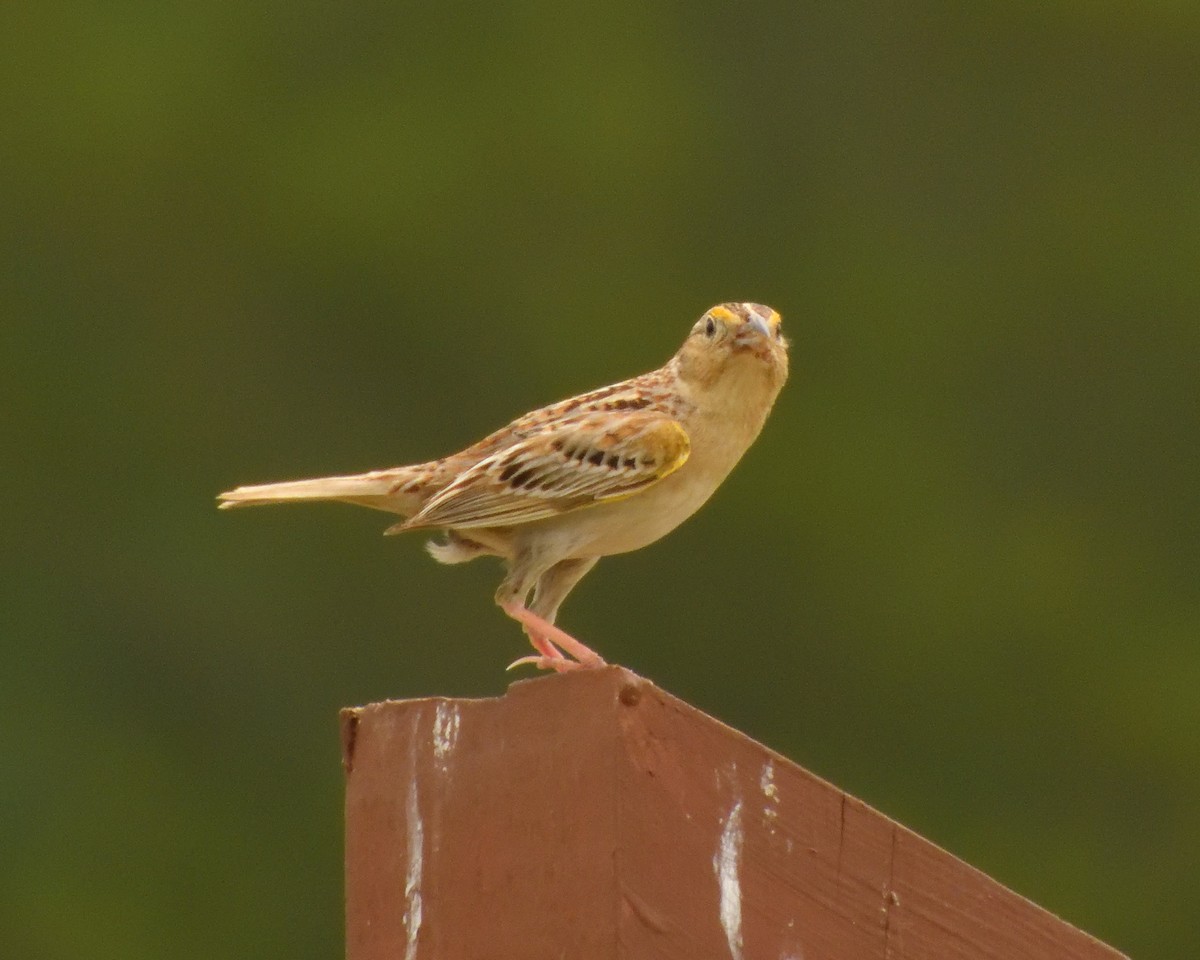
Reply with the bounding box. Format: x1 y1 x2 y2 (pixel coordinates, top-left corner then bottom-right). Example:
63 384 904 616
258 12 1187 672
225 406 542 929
219 302 788 671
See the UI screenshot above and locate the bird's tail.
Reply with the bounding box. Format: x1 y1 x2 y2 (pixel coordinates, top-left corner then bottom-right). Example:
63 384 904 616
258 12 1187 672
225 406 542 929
217 469 415 515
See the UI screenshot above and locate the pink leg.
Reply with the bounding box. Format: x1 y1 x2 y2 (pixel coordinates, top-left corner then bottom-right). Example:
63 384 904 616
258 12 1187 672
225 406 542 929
526 632 566 662
506 611 567 671
500 601 606 671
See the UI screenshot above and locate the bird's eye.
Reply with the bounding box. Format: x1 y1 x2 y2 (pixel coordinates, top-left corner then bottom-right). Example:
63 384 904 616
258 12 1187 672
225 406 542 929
704 317 716 338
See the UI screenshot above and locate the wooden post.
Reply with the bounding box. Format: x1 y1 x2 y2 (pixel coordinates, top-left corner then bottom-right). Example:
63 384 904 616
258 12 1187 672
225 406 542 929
341 666 1126 960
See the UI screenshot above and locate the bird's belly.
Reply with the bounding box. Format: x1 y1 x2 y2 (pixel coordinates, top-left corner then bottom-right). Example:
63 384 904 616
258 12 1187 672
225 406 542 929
530 467 722 558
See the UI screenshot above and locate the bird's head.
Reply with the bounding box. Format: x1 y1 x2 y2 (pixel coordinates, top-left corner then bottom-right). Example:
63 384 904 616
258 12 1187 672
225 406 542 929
674 303 789 396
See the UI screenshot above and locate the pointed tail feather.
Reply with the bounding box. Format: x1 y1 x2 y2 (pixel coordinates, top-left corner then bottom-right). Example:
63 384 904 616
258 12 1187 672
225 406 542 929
217 471 408 514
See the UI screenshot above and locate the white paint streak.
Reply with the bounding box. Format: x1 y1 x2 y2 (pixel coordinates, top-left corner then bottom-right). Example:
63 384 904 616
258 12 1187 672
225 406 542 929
713 797 745 960
432 702 460 770
403 763 424 959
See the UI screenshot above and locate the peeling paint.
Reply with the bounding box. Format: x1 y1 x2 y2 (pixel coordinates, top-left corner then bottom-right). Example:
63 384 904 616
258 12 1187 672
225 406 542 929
713 797 745 960
432 701 460 769
760 761 777 800
760 760 779 828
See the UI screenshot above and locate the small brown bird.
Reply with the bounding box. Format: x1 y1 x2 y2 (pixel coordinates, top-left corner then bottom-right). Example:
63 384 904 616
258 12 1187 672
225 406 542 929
219 302 788 671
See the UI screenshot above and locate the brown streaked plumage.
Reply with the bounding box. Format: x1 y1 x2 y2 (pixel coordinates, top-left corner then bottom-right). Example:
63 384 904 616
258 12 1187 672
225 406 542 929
218 302 788 671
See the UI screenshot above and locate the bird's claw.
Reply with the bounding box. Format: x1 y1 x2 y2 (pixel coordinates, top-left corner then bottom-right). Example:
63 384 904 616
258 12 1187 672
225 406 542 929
500 600 608 671
506 654 587 673
506 652 606 673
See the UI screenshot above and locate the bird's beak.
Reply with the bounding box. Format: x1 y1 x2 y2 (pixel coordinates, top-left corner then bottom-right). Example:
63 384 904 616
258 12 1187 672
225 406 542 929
747 314 772 339
734 313 773 349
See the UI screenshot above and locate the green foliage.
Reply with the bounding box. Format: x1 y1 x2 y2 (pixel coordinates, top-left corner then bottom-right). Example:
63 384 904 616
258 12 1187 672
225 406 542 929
4 2 1197 957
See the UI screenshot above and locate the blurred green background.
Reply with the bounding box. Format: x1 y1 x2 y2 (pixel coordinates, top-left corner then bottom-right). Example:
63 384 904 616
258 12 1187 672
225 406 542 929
4 1 1197 957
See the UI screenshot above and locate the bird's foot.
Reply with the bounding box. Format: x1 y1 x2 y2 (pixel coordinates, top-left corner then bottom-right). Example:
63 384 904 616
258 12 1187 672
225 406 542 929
505 654 588 673
500 601 607 672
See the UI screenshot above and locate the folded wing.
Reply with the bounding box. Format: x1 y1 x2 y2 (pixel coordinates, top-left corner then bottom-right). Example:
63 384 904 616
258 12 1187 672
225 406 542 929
397 411 690 531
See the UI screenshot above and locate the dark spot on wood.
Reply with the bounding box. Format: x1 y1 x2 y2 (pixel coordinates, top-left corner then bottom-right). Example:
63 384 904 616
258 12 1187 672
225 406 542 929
499 462 521 482
575 448 588 461
551 439 564 452
510 468 535 488
606 454 621 469
623 458 637 469
588 450 605 466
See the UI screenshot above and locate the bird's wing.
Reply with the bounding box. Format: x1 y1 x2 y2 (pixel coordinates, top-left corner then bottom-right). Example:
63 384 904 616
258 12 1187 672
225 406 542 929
398 411 691 531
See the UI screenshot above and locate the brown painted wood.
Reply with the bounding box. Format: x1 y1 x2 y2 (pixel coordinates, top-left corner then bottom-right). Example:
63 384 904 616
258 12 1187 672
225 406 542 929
342 666 1126 960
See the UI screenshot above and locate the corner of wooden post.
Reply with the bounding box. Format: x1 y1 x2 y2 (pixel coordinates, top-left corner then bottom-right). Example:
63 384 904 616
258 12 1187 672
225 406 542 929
343 666 1126 960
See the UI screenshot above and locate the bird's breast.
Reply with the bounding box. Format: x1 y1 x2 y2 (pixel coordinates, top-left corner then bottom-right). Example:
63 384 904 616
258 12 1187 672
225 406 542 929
524 412 762 559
